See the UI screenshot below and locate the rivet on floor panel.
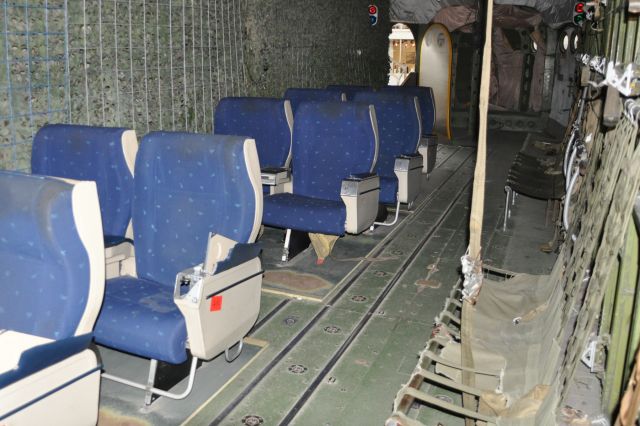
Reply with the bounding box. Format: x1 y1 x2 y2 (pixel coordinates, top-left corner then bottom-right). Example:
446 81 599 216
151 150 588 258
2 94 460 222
283 316 298 326
391 250 404 256
324 325 341 334
374 270 388 277
327 376 337 384
288 364 308 374
241 415 265 425
351 295 368 302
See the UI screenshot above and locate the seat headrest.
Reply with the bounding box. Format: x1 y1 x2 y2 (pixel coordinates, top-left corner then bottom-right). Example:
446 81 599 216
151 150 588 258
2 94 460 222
31 124 138 239
380 86 436 136
353 91 421 176
132 132 262 287
284 88 345 113
214 97 293 168
291 101 378 201
0 171 105 340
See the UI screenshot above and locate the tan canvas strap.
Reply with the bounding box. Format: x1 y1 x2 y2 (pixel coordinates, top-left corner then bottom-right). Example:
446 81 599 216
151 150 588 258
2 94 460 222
461 0 494 422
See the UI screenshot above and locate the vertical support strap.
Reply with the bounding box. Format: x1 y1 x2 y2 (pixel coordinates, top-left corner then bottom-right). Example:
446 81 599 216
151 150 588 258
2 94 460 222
468 0 493 262
461 0 494 422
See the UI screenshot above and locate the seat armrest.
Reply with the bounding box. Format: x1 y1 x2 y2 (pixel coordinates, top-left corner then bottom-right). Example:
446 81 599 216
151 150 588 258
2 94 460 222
394 154 423 205
340 174 380 234
418 137 438 174
345 172 378 182
420 134 438 146
394 153 423 172
173 242 263 360
261 167 291 186
105 241 135 279
0 333 93 389
341 173 380 196
0 332 100 425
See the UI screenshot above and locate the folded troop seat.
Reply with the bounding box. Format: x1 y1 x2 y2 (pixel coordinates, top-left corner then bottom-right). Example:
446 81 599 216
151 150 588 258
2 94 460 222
262 101 380 263
353 91 422 226
381 86 437 174
284 87 346 114
326 84 373 100
0 172 105 425
31 124 138 278
214 97 294 195
94 132 263 404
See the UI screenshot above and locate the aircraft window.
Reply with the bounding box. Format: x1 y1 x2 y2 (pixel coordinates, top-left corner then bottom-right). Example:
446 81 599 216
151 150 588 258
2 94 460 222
560 33 570 53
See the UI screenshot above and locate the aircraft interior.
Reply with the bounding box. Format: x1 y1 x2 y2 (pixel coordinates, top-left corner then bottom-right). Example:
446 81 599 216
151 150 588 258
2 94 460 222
2 1 640 425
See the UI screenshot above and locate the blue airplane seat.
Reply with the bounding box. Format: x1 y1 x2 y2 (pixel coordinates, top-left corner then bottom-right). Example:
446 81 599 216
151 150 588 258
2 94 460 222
214 97 294 195
0 171 104 424
263 101 380 241
353 91 421 206
284 87 345 114
380 86 436 136
31 124 138 248
91 132 263 408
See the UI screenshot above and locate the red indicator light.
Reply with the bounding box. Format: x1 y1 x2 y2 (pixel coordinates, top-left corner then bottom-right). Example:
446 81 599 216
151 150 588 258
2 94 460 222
575 2 584 13
369 5 378 15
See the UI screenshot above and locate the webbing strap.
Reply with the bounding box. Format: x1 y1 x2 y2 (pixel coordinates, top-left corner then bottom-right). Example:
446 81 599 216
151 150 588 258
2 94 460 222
468 0 493 262
462 0 494 422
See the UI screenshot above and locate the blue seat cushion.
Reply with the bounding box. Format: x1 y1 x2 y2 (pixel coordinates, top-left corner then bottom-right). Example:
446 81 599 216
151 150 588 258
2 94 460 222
380 176 399 205
263 193 346 236
94 276 187 364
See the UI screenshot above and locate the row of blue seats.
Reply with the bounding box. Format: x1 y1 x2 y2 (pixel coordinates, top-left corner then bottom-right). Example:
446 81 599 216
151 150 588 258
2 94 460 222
0 133 263 422
31 85 436 259
0 84 438 420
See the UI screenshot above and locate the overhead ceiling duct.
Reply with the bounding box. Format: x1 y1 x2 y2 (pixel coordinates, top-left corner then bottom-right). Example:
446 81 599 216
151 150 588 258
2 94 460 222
391 0 574 27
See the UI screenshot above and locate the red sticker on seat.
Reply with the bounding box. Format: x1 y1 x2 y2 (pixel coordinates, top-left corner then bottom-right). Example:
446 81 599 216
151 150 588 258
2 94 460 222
210 296 223 312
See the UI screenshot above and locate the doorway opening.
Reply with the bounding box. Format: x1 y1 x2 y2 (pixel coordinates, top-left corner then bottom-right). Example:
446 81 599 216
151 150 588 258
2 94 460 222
388 23 416 86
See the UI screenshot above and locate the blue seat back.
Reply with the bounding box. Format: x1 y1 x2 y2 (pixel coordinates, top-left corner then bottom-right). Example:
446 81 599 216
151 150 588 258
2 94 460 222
214 97 293 168
353 92 421 178
284 88 344 114
0 172 102 340
380 86 436 136
31 124 136 242
133 132 261 287
326 85 373 100
292 102 378 201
